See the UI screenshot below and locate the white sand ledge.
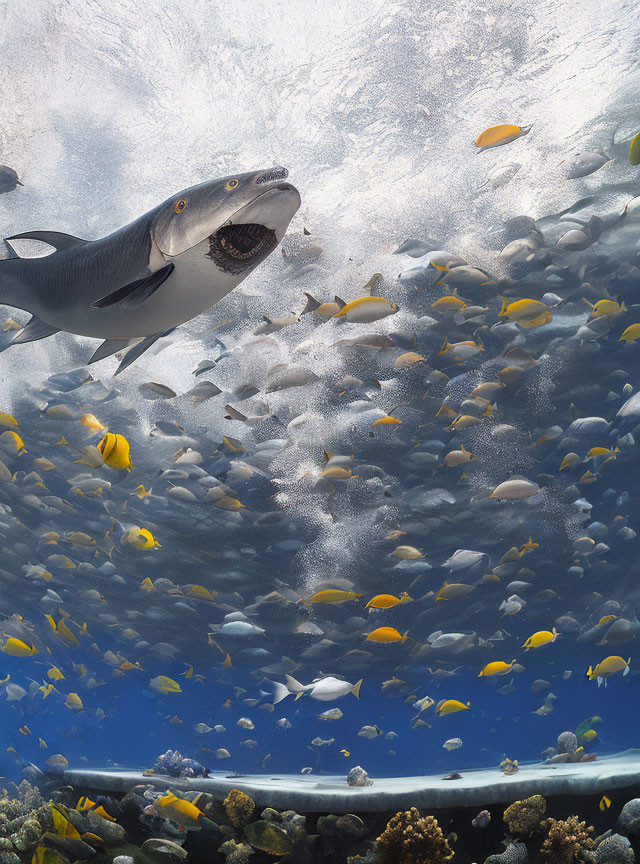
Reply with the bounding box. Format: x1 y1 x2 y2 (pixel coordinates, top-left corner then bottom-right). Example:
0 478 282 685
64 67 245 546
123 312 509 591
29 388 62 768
62 750 640 814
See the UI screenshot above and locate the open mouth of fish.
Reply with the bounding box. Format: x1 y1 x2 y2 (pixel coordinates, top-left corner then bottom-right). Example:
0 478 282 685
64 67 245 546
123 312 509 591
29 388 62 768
207 223 278 274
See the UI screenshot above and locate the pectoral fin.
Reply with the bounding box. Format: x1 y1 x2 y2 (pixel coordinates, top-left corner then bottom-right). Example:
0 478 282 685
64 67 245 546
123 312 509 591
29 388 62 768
88 339 135 364
115 328 175 375
92 263 174 311
11 316 60 344
6 231 88 251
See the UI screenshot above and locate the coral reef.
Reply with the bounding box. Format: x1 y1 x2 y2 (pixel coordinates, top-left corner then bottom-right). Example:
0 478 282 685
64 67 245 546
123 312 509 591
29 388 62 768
149 749 209 778
594 834 635 864
485 842 529 864
376 808 452 864
500 758 520 775
223 790 255 829
618 800 640 838
503 795 547 836
540 816 595 864
347 766 373 787
219 839 254 864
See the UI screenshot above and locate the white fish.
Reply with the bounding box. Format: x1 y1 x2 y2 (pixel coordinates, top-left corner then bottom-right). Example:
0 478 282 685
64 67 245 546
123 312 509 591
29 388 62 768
219 621 265 637
442 549 486 571
490 478 540 500
318 707 343 720
273 674 362 704
567 417 610 434
358 724 383 739
443 737 463 751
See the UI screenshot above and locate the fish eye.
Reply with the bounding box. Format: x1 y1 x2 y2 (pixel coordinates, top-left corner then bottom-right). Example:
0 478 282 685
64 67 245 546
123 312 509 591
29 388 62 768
174 199 187 214
225 179 239 191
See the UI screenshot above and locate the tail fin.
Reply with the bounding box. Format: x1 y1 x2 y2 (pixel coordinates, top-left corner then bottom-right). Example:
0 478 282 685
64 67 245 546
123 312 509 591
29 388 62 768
351 679 363 699
284 674 304 693
301 293 320 315
438 338 449 356
499 297 509 316
272 682 290 705
334 296 346 310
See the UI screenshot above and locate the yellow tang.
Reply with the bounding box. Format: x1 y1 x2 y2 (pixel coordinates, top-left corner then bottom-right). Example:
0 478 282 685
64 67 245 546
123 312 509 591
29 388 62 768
340 749 350 757
307 589 362 604
435 699 471 716
47 666 64 681
475 123 530 150
188 585 216 602
630 131 640 166
97 433 131 470
365 592 412 609
522 628 557 650
365 627 408 643
599 795 611 811
155 790 206 829
214 496 245 511
478 660 516 677
76 796 116 821
620 323 640 342
51 804 82 839
1 637 37 657
582 729 598 741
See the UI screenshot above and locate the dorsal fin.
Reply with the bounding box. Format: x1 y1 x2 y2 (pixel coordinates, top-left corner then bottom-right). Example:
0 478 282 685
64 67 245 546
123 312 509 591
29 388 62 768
334 296 346 309
6 231 89 251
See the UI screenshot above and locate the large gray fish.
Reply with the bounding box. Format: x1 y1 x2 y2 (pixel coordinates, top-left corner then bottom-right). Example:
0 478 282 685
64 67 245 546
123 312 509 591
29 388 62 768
0 167 300 372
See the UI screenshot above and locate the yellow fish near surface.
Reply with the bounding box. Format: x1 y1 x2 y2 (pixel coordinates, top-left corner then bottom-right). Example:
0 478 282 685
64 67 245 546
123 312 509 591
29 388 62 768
586 655 630 685
150 675 182 694
475 123 530 150
155 790 207 829
97 432 131 470
307 589 362 604
365 627 408 643
1 637 37 657
478 660 516 678
365 592 413 609
435 699 471 717
499 298 551 328
620 323 640 342
522 628 558 650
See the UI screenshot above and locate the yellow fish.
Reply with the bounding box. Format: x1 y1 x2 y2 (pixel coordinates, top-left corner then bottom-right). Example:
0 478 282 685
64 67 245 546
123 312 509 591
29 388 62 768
0 412 18 430
620 323 640 342
122 527 159 550
340 749 350 757
372 416 402 426
76 796 116 821
597 615 618 627
478 660 516 678
188 585 216 602
599 795 611 811
582 729 598 742
332 296 398 323
97 432 131 470
522 628 558 650
589 299 626 319
1 637 37 657
392 545 424 559
475 123 530 150
365 592 412 609
435 699 470 717
435 581 475 602
500 297 551 327
307 589 362 604
150 675 182 694
0 430 26 453
80 414 106 433
155 790 207 829
65 693 83 710
586 656 630 685
365 627 408 644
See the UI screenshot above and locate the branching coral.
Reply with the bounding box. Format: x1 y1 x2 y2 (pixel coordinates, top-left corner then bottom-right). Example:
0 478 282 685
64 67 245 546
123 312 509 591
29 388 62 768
504 795 547 836
376 807 452 864
540 816 595 864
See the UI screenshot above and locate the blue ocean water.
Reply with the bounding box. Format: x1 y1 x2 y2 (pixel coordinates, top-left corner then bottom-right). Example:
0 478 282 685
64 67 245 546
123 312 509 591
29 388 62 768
0 0 638 795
